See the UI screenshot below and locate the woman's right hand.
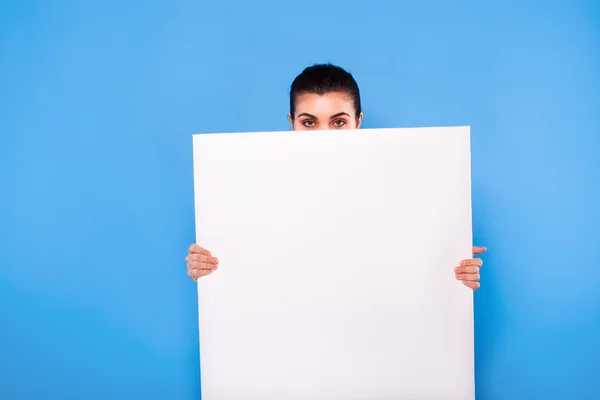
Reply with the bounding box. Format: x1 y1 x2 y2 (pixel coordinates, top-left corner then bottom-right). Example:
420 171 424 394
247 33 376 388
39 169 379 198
186 244 219 281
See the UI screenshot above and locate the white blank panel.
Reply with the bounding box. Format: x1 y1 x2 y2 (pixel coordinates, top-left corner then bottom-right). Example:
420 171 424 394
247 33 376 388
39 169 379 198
192 127 474 400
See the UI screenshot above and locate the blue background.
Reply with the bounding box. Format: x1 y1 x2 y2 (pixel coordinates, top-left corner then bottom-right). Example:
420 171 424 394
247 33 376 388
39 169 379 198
1 0 599 399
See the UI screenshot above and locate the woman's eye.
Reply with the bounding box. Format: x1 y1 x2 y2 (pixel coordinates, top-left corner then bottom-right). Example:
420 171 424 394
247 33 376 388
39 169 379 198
332 120 346 127
302 120 316 127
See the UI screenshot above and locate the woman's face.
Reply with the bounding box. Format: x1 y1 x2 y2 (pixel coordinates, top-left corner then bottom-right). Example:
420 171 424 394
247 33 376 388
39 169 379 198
288 92 363 131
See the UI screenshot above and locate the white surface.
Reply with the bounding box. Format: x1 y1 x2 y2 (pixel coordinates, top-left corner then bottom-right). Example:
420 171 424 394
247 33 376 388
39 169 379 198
192 126 474 400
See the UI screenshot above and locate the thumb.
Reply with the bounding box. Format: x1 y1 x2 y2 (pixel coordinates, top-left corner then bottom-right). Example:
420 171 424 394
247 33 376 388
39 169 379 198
472 246 487 256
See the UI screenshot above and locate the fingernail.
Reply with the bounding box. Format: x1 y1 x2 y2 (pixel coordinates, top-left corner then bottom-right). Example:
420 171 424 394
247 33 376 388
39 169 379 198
212 257 218 264
455 266 461 272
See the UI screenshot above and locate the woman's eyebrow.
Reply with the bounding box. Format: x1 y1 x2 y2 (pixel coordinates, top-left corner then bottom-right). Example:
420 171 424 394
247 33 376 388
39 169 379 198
329 112 350 119
297 112 317 119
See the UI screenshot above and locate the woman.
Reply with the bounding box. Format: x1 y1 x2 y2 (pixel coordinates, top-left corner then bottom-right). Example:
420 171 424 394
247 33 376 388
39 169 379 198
185 63 486 290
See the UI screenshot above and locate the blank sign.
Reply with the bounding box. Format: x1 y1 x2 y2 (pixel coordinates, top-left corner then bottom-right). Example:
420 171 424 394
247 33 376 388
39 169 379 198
192 127 474 400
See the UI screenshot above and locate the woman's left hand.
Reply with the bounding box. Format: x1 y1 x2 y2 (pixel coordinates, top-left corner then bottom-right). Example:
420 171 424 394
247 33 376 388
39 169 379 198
455 246 486 291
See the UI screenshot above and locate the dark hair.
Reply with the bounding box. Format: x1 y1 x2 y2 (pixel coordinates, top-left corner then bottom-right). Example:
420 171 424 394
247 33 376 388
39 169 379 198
289 63 362 120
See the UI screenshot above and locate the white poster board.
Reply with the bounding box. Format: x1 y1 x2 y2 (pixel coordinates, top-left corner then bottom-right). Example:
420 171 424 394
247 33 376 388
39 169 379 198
192 126 474 400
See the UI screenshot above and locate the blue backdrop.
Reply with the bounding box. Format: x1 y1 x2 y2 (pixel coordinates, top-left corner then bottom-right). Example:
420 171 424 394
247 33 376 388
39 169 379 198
1 1 599 399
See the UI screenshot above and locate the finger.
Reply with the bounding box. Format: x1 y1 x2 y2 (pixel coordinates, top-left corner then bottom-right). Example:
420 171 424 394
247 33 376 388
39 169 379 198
188 268 215 281
455 265 479 274
186 254 214 263
186 255 219 269
196 268 216 277
472 246 487 255
189 244 211 256
188 261 218 271
460 258 483 267
456 273 480 282
462 281 480 291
